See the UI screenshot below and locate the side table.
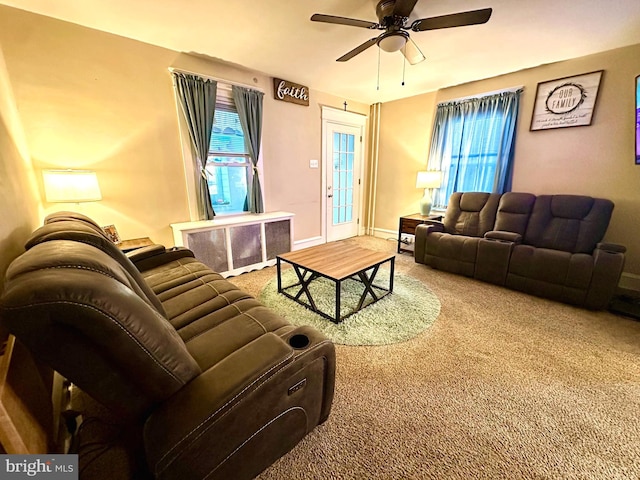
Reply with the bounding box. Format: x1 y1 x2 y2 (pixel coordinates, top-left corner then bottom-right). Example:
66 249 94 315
117 237 154 253
397 214 443 254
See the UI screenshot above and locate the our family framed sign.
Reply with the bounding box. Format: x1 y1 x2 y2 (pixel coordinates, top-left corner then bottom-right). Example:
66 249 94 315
530 70 603 131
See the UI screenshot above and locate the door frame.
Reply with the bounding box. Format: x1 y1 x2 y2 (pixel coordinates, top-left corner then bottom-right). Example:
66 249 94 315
321 106 367 243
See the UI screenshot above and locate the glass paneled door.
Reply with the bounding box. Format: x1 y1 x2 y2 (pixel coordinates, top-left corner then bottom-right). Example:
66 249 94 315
325 122 362 242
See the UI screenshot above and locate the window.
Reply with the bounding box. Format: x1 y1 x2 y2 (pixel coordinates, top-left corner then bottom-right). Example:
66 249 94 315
439 113 501 198
206 105 250 215
428 90 522 208
172 72 264 219
332 132 355 225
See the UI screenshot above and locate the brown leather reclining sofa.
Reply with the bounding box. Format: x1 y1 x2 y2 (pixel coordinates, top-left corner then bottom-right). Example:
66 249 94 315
414 192 626 309
0 212 336 479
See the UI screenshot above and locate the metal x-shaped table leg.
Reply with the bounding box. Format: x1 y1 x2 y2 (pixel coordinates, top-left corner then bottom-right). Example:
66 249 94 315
291 265 319 311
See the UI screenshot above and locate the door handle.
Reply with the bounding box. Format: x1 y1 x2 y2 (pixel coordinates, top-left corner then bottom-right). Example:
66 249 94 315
328 194 333 198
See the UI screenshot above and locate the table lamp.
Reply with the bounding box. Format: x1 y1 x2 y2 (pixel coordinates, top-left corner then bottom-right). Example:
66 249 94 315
42 170 102 203
415 170 442 216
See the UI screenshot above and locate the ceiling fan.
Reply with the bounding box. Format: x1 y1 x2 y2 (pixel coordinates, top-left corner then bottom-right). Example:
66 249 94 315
311 0 492 65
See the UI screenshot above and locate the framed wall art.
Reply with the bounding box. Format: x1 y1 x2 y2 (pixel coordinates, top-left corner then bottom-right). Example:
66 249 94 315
530 70 603 131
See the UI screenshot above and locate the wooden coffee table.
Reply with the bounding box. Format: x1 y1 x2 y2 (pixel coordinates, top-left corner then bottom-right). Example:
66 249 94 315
276 242 395 323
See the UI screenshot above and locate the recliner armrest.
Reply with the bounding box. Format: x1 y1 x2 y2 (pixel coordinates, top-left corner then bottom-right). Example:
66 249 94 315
415 221 444 236
585 245 626 309
414 222 445 264
484 230 522 244
129 246 196 271
125 244 166 261
596 242 626 254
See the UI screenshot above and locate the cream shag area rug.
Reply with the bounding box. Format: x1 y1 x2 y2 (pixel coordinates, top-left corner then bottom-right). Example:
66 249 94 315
259 268 440 345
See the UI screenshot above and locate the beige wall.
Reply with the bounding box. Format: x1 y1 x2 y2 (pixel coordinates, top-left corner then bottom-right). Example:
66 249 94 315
374 93 438 235
374 43 640 281
0 5 369 248
0 44 40 284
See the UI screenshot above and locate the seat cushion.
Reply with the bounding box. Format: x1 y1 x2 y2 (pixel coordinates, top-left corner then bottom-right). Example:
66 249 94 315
139 257 290 371
506 245 593 305
425 232 480 276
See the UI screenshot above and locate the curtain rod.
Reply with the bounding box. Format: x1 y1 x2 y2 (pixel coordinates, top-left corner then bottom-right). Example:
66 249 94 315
168 67 264 92
439 85 524 105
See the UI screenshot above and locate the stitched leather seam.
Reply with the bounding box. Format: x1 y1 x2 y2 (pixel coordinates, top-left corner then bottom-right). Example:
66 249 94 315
180 297 236 343
240 309 269 335
152 262 213 297
172 262 222 293
3 300 184 384
42 265 119 280
176 259 202 280
203 407 306 480
155 351 294 473
179 296 265 343
202 279 221 296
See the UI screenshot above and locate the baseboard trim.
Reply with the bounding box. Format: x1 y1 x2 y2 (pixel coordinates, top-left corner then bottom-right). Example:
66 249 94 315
370 227 397 241
294 230 398 249
619 272 640 293
293 236 324 250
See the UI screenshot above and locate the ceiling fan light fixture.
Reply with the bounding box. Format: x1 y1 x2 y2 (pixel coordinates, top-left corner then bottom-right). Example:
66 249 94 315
312 2 493 63
377 31 408 52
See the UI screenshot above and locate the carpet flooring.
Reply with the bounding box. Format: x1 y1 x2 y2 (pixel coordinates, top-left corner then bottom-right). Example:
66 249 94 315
228 236 640 480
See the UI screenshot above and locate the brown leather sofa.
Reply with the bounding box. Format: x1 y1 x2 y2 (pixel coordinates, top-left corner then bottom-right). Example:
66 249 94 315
0 212 336 480
415 192 626 309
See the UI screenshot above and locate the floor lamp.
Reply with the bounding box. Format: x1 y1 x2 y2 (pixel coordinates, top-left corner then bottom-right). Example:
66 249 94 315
416 171 442 216
42 170 102 215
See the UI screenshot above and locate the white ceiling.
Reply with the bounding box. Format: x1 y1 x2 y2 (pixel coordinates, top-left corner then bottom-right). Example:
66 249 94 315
2 0 640 104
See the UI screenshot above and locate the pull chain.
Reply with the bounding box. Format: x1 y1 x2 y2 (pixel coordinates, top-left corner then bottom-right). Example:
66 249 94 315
402 52 406 86
376 47 381 91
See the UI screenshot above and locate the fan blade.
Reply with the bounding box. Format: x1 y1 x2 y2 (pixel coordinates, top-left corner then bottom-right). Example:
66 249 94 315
393 0 419 18
311 13 378 29
401 37 426 65
411 8 493 32
337 38 378 62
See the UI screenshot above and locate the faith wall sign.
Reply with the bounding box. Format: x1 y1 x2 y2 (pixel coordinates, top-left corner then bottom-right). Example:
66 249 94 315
273 78 309 106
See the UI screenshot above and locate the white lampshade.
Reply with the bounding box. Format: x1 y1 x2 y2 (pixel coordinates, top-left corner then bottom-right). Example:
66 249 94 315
43 170 102 203
416 171 442 189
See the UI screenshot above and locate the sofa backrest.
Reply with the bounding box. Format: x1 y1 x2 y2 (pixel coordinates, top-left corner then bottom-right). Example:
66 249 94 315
44 210 106 234
494 192 536 235
523 195 614 253
25 218 166 316
443 192 501 237
0 240 201 417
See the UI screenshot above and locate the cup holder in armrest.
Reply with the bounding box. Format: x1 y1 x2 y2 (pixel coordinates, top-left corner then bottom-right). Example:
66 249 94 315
288 334 310 350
